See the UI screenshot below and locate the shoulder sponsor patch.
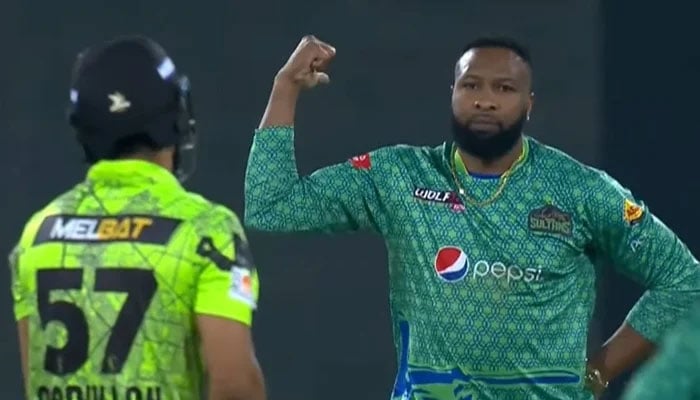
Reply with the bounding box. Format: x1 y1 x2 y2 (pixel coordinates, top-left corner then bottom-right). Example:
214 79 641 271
349 153 371 170
623 199 644 225
196 234 256 309
528 204 573 236
33 215 182 245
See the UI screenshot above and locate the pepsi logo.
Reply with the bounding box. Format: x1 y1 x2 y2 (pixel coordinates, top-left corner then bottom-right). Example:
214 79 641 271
434 246 469 282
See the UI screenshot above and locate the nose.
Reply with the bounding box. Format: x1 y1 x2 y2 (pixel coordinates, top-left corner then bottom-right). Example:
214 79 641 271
473 99 498 111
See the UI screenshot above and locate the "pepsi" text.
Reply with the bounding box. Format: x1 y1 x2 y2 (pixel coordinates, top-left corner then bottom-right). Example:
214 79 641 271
471 260 542 283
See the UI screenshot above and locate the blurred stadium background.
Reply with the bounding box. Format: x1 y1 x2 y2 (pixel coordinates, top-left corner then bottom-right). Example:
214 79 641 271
0 1 696 399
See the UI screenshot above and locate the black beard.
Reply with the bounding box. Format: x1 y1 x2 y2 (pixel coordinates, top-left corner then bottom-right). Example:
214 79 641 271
450 113 527 162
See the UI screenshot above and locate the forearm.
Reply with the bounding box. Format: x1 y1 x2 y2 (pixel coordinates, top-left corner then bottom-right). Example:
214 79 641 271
601 265 700 380
621 345 697 400
207 375 266 400
246 79 305 228
258 78 300 129
621 303 700 400
17 320 29 398
589 322 655 384
221 357 266 400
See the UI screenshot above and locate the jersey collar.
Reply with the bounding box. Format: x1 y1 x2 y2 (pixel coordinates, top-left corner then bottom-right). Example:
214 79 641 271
86 159 183 190
450 136 531 178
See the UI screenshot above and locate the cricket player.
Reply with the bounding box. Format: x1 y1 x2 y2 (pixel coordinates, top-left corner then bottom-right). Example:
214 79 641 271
621 300 700 399
244 35 700 399
10 36 266 400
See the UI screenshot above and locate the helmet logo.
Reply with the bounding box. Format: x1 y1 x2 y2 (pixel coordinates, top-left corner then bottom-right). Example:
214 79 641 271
108 92 131 113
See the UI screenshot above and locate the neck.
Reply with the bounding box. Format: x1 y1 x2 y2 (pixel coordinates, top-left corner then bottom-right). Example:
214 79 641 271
457 136 524 176
120 150 173 172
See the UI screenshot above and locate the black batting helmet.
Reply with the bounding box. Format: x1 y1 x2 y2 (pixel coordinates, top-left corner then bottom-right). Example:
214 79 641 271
67 35 197 181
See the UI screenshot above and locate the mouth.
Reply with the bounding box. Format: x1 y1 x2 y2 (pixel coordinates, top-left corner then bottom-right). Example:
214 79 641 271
469 115 500 125
468 117 501 133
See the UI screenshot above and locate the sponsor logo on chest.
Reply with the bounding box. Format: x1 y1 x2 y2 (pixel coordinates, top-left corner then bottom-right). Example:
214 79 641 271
413 187 465 212
434 246 543 284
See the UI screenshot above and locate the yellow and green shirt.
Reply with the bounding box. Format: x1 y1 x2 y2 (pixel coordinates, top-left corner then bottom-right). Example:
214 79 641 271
10 159 259 400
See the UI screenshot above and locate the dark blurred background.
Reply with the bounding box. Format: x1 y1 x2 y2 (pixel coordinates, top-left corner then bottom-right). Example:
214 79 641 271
0 1 696 399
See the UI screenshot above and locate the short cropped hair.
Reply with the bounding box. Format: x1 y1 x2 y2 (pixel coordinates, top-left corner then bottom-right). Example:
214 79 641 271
461 36 532 68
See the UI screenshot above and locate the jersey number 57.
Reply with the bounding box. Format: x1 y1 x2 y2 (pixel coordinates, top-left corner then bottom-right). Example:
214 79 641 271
36 267 157 375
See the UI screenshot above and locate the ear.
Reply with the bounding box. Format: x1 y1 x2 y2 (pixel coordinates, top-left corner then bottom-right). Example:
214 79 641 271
526 92 535 119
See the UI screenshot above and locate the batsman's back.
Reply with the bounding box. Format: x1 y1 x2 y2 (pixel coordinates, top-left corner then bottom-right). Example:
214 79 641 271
11 161 253 400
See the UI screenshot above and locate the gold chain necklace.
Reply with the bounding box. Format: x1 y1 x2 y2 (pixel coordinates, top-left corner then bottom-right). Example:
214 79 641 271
449 144 526 207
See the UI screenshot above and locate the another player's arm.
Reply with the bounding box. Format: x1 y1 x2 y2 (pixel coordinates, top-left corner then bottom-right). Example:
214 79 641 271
9 244 31 398
584 171 700 394
245 35 389 234
17 319 28 391
620 303 700 400
192 208 266 400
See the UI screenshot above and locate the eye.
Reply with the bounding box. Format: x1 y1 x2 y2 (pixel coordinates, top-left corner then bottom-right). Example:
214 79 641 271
498 84 516 92
461 82 478 90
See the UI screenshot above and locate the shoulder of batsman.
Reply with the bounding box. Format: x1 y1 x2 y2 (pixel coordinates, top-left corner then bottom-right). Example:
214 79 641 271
15 185 86 245
180 195 242 234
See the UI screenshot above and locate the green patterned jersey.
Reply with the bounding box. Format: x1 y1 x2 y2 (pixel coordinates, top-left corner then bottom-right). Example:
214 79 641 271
622 301 700 400
10 160 259 400
244 126 700 400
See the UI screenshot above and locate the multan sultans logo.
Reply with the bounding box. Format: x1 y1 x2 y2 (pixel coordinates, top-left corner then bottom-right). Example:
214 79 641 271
623 198 644 225
528 204 573 236
413 187 465 212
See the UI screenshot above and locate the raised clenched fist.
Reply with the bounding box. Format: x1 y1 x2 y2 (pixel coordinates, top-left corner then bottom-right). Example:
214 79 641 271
275 35 336 90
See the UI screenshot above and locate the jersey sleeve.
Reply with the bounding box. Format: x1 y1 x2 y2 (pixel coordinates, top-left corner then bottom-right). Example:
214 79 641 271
244 125 392 234
9 212 46 321
621 303 700 400
191 205 259 327
585 170 700 342
9 243 32 320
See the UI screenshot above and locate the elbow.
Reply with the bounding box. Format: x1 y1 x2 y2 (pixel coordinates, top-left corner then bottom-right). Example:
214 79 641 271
243 189 271 230
208 368 266 400
244 197 289 232
243 188 262 227
676 263 700 296
243 206 267 231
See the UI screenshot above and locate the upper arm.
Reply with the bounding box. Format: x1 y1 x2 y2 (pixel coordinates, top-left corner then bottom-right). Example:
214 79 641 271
9 244 35 321
585 170 700 339
585 170 699 286
193 208 259 324
191 207 265 397
11 245 29 392
289 150 391 233
196 315 264 399
9 220 39 397
244 126 394 234
17 317 28 396
10 211 49 322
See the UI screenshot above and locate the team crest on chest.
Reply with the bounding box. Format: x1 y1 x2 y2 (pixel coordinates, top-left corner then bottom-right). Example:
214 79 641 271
528 204 573 237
